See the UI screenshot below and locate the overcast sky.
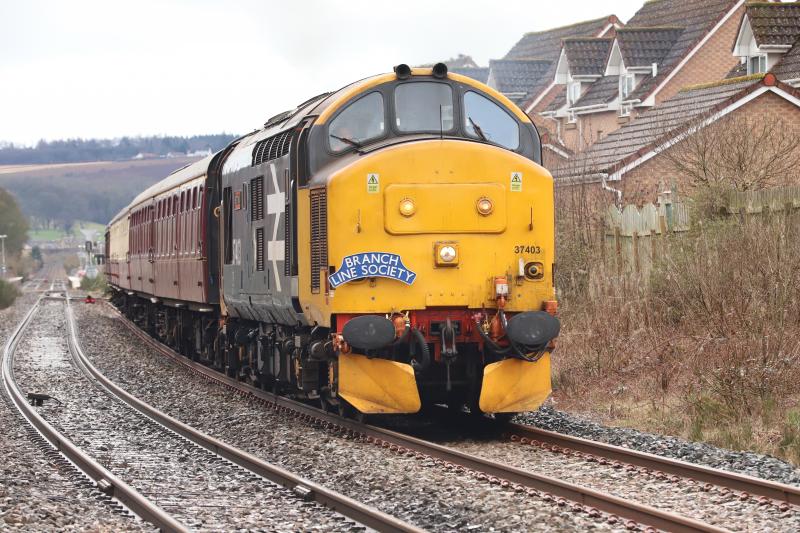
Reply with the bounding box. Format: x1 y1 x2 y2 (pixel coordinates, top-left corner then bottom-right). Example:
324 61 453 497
0 0 643 146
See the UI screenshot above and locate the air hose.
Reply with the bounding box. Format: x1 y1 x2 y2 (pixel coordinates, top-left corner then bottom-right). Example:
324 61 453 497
410 328 431 372
474 314 546 362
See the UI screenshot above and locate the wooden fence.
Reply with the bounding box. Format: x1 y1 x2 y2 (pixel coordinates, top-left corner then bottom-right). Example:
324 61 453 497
726 186 800 214
604 198 690 276
603 185 800 276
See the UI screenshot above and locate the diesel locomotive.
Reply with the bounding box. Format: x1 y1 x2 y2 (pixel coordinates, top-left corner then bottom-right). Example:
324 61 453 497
106 63 560 417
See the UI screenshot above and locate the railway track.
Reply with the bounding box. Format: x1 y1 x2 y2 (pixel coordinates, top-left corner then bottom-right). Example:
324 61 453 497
101 301 800 532
501 422 800 509
2 295 421 533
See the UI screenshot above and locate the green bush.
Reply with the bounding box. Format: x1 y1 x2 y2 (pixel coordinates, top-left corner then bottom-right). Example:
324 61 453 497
0 279 19 309
79 275 107 293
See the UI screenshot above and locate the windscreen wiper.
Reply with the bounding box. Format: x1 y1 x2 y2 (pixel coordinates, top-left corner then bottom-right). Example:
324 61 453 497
468 117 488 142
330 134 364 150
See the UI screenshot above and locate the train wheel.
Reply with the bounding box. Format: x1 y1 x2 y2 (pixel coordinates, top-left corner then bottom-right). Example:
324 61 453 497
319 390 335 414
492 412 514 424
337 399 365 423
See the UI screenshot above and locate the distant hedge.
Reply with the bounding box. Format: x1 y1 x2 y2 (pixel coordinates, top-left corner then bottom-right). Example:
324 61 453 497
0 134 238 165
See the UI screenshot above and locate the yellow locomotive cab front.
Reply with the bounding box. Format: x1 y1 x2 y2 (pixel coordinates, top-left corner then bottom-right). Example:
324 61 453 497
300 136 558 415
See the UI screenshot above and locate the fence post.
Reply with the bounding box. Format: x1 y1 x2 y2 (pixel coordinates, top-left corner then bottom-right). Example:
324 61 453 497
633 231 640 274
599 223 606 266
651 231 657 262
615 226 622 275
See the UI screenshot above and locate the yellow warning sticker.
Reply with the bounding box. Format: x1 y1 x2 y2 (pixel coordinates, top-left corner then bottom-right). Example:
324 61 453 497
510 172 522 192
367 173 380 194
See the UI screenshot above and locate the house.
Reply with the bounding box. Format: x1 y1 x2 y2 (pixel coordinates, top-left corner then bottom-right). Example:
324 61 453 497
542 0 747 154
503 15 622 109
732 1 800 85
553 73 800 205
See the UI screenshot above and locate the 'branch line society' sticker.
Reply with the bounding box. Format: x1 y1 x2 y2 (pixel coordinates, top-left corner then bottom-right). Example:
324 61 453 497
329 252 416 288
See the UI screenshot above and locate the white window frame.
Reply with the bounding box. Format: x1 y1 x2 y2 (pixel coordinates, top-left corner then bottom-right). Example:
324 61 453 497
747 54 767 75
567 110 577 124
619 73 636 100
567 81 581 106
619 103 633 117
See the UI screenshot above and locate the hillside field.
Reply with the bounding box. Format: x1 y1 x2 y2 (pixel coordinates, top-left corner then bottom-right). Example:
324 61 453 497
0 157 201 227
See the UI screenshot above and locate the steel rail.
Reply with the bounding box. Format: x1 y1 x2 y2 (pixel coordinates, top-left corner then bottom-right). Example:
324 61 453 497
1 297 189 533
67 296 422 533
108 303 729 533
504 422 800 507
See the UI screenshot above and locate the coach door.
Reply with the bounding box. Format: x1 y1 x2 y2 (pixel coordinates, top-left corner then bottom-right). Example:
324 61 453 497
143 203 155 295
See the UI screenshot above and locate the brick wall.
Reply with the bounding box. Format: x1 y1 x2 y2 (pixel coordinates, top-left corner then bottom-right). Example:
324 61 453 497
620 90 800 205
559 110 634 153
542 145 569 172
656 4 745 104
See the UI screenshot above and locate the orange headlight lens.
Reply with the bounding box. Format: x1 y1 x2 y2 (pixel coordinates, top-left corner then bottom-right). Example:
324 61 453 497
399 198 416 217
476 197 493 216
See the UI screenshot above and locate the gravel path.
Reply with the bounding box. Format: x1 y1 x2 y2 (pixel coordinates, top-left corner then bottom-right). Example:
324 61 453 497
515 407 800 487
443 437 800 531
1 294 151 532
12 300 355 532
76 302 622 532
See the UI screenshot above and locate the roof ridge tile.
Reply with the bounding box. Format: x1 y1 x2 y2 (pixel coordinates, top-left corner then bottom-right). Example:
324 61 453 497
680 73 766 92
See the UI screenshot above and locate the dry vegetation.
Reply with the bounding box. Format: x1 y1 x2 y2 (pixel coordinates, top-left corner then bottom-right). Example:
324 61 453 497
554 197 800 464
552 115 800 463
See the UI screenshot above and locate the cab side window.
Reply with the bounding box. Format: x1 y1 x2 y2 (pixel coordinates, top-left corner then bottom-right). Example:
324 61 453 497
328 92 385 152
463 91 520 150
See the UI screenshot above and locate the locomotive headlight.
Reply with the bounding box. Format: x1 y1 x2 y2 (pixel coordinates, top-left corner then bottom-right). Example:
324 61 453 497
476 197 494 216
439 246 457 262
399 198 416 217
434 242 459 266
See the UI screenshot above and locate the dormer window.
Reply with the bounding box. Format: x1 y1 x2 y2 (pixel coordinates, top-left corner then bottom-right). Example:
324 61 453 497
619 73 636 100
747 55 767 75
567 81 581 106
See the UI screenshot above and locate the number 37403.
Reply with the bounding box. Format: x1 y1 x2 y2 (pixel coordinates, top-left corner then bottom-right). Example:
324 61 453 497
514 245 542 254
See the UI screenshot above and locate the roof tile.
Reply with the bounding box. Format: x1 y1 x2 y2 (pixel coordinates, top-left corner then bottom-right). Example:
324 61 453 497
746 2 800 47
505 16 617 61
488 59 552 104
451 66 490 84
556 76 764 178
573 75 621 108
544 85 567 112
616 27 684 67
563 38 613 76
773 42 800 80
623 0 739 101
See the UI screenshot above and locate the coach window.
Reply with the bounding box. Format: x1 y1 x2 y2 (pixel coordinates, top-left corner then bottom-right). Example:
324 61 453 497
328 91 385 152
463 91 520 150
395 82 454 132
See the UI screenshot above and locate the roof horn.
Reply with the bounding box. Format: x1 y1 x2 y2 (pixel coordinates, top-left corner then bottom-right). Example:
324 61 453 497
432 62 448 79
394 64 412 80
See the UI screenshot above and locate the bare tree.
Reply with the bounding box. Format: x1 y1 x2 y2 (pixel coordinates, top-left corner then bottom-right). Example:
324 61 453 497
661 114 800 192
